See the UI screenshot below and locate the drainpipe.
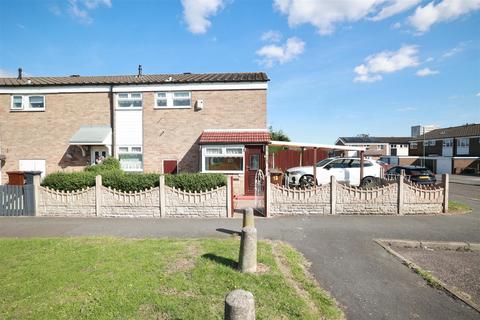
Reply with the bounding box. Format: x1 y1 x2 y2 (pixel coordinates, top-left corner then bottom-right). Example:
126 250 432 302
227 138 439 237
109 85 116 157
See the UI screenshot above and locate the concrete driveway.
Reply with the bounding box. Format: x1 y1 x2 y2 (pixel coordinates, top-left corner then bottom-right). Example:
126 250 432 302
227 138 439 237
1 183 479 319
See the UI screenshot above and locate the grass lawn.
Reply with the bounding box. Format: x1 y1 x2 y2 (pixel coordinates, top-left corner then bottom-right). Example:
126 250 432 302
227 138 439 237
448 200 472 213
0 237 343 320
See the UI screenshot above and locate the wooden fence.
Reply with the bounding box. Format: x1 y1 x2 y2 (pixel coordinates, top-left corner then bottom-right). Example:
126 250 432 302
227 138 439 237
269 149 329 172
0 184 35 216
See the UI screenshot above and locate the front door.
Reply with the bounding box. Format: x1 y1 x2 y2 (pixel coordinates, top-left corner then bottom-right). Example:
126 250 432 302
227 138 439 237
91 147 108 165
244 145 265 196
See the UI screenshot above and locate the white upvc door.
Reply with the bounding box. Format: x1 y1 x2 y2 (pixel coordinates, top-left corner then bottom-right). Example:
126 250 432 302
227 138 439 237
91 146 109 164
19 160 46 178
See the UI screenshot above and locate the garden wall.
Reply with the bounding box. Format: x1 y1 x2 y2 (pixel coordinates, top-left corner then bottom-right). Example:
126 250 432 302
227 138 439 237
37 175 230 218
269 175 448 216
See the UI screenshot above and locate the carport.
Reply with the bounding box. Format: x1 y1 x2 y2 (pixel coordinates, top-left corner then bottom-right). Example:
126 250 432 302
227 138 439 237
267 141 367 186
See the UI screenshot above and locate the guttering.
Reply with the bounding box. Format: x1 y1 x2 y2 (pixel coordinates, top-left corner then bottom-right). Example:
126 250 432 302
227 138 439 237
269 140 366 152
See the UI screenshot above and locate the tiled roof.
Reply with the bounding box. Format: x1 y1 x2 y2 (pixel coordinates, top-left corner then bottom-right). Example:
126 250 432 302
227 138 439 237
413 123 480 140
0 72 269 87
338 137 411 144
199 129 270 144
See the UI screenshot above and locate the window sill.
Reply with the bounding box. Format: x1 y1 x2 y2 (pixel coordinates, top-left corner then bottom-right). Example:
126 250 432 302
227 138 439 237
10 109 45 112
154 106 191 110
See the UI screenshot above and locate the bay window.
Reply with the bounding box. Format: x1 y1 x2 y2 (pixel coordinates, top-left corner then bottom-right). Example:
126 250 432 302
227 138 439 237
202 145 244 173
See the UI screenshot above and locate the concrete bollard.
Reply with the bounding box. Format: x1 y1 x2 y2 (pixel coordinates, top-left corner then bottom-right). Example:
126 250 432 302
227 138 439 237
243 207 254 228
224 289 255 320
238 226 257 273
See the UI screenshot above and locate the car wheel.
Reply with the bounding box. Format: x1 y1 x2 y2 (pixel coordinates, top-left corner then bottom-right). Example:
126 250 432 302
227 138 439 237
299 175 315 188
360 176 377 187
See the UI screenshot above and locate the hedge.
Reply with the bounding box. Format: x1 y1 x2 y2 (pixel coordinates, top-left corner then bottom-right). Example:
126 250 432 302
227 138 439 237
41 171 226 192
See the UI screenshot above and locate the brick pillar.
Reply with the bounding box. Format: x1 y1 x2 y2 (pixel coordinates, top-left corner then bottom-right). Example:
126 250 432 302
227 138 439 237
159 174 166 217
397 170 405 215
330 175 336 215
442 174 449 213
95 175 102 216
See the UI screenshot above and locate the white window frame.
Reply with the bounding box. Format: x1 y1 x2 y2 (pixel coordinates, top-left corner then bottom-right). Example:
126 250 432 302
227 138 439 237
115 92 143 109
117 146 143 171
426 140 436 146
443 138 453 147
10 95 45 111
154 91 191 109
201 145 245 174
457 138 469 147
410 142 417 149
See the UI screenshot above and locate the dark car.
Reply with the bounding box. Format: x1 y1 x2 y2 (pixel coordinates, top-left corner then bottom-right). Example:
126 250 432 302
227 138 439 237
386 166 436 185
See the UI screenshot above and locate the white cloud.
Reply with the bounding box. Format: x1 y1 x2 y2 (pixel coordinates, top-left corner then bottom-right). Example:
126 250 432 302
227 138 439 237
396 106 417 112
274 0 384 35
391 22 402 29
416 67 439 77
67 0 111 24
0 69 14 78
408 0 480 34
261 30 282 42
354 45 420 83
476 92 480 97
442 42 467 59
370 0 421 21
181 0 224 34
256 37 305 67
49 5 62 16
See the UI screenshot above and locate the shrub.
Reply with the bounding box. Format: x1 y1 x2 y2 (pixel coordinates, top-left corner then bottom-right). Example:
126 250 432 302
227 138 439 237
84 157 121 173
42 170 226 193
41 171 96 191
165 173 226 192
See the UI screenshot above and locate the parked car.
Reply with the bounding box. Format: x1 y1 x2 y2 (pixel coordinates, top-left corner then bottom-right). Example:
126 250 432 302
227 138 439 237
385 166 436 185
285 157 382 187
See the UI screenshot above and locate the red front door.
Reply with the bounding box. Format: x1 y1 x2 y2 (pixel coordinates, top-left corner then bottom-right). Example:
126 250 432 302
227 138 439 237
244 145 265 196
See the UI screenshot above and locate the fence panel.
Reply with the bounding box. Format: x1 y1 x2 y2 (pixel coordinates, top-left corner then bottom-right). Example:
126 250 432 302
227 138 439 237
0 185 35 216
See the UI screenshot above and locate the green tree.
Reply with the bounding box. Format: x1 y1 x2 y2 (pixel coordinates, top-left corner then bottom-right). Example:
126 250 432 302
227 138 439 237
269 126 290 142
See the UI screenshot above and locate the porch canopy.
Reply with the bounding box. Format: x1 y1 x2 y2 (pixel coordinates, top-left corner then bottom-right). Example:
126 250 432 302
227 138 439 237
268 140 367 182
199 129 270 144
69 125 112 146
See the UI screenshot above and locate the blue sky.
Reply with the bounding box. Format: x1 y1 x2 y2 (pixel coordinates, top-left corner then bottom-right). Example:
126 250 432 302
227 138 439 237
1 0 479 143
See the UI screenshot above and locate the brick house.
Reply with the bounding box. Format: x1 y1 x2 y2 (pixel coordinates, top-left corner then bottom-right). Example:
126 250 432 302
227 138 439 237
406 123 480 174
0 69 269 194
335 136 411 158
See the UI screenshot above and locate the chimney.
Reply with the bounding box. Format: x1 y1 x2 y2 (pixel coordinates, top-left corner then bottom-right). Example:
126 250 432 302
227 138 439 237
17 68 23 80
137 64 142 77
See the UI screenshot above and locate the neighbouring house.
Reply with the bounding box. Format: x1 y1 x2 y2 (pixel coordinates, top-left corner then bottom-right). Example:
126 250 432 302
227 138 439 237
404 123 480 175
0 68 269 195
335 135 411 158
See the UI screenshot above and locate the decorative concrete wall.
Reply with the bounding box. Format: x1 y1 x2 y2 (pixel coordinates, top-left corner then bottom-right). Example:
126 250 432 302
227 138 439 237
336 183 398 215
270 184 331 216
269 175 447 216
402 182 444 214
101 186 160 217
37 175 230 218
165 186 227 218
38 187 96 217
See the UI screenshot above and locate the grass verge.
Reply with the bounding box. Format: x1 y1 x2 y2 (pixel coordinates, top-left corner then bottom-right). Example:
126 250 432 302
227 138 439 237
448 200 472 214
0 237 343 320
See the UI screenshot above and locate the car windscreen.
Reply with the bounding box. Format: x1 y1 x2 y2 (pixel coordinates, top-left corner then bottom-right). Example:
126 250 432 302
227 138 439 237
316 158 333 167
406 168 433 176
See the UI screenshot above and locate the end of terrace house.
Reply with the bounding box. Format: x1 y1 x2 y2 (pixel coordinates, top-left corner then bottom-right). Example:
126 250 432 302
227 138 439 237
0 69 269 196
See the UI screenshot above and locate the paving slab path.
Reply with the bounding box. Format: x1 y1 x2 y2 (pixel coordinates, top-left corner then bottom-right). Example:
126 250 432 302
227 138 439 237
0 184 479 319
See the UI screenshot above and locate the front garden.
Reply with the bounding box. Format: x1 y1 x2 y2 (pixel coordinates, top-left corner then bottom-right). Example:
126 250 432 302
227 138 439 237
0 237 343 319
41 157 226 192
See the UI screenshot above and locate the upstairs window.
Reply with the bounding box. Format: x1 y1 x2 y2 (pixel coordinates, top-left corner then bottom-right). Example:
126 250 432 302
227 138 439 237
410 142 417 149
457 138 469 147
155 91 191 109
11 95 45 111
116 93 142 109
443 138 453 147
